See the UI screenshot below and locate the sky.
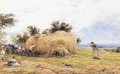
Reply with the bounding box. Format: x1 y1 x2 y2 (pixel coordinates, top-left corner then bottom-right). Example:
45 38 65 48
0 0 120 43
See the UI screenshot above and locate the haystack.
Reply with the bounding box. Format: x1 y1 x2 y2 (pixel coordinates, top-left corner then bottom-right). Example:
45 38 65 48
24 35 39 49
24 31 77 56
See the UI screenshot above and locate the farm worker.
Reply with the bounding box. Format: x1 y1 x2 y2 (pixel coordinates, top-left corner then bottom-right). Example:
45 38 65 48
89 42 100 59
7 56 21 67
0 48 6 61
46 29 51 36
29 44 35 56
30 44 35 50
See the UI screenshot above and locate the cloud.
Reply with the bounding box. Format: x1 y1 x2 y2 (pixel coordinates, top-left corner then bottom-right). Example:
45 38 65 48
0 0 120 43
78 22 120 43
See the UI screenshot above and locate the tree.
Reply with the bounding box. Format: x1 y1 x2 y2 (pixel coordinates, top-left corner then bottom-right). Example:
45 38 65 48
50 21 73 33
12 32 30 45
0 31 6 44
0 13 16 29
0 13 16 44
12 25 40 45
27 25 40 36
42 29 51 36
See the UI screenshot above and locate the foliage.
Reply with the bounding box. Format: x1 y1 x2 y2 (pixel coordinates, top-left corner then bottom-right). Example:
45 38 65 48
12 25 39 44
76 38 81 44
42 29 51 35
27 25 40 36
0 13 16 29
50 21 73 33
104 48 120 53
116 47 120 53
0 31 6 44
0 13 16 44
12 32 30 44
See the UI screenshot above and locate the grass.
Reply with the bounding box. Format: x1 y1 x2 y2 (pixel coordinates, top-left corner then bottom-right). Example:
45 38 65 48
3 48 120 73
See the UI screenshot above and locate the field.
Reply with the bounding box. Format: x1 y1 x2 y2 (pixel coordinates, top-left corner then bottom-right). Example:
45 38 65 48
0 48 120 74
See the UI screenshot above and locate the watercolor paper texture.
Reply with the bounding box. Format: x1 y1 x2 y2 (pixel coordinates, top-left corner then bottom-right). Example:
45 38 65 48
0 0 120 74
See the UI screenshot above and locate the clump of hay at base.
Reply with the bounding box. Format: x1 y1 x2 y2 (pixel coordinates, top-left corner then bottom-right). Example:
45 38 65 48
24 31 77 57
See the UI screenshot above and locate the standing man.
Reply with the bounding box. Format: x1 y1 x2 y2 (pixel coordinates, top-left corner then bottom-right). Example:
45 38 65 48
90 42 100 59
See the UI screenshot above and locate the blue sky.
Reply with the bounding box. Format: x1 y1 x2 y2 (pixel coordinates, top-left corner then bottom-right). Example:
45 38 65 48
0 0 120 43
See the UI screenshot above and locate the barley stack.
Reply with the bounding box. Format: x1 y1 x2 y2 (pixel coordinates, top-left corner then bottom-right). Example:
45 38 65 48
24 21 78 56
24 31 77 56
24 35 39 49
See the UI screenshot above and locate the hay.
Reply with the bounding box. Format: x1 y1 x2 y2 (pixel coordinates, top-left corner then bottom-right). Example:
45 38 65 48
24 31 77 56
35 69 56 74
24 35 39 49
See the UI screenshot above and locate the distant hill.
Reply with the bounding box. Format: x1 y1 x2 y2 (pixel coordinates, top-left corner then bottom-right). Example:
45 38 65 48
79 43 120 48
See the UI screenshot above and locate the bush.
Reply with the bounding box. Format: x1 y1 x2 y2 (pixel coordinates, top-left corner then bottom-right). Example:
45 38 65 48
116 47 120 53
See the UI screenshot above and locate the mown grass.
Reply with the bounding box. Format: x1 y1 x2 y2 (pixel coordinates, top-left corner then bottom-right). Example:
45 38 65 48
5 48 120 73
